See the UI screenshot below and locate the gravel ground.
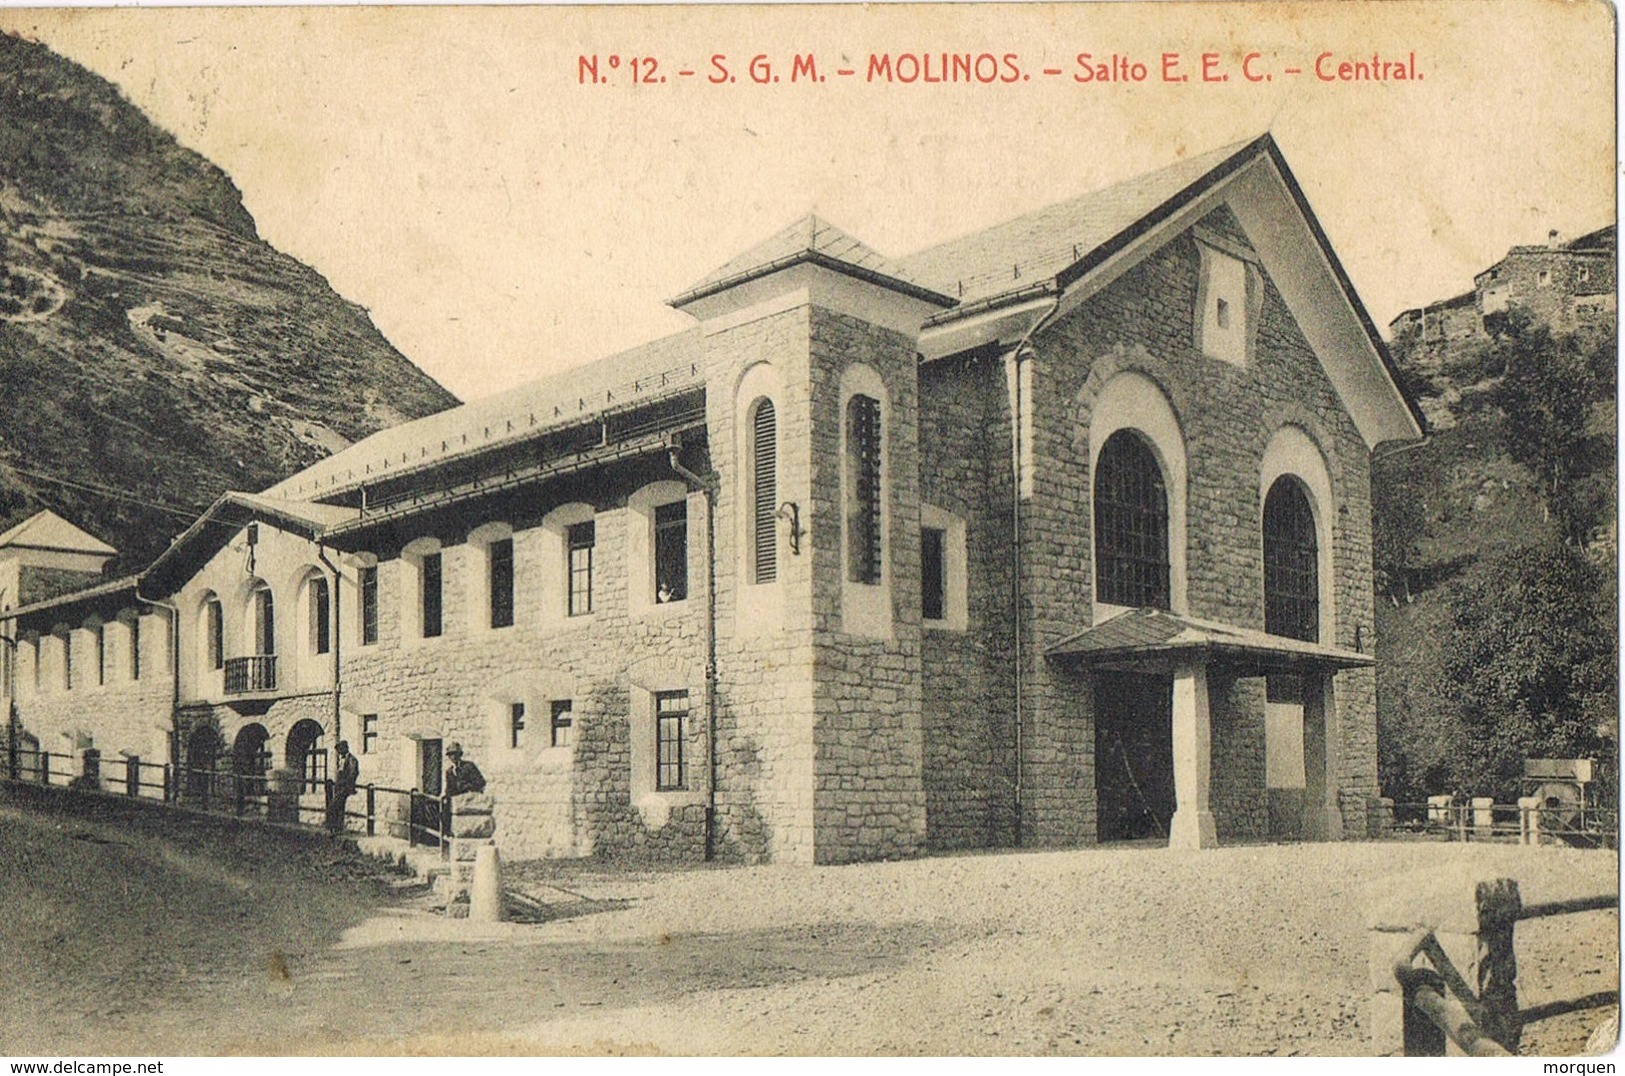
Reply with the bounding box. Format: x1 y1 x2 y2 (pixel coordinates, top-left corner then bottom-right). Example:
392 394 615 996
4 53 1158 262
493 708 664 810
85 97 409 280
1 786 1615 1057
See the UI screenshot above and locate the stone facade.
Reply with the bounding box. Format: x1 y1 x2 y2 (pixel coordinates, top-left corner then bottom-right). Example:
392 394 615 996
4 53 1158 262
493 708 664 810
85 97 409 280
1 137 1416 865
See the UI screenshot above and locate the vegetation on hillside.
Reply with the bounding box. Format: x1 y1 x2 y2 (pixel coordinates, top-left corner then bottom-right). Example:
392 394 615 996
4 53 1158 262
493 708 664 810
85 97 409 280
1375 310 1616 807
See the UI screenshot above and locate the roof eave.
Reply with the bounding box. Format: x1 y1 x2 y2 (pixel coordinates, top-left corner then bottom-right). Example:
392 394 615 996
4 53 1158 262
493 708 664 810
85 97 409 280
670 249 958 310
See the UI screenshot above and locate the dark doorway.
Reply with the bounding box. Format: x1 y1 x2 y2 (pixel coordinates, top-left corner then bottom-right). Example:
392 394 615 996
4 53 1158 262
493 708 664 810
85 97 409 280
186 725 221 800
410 737 443 845
1094 672 1175 842
233 723 271 805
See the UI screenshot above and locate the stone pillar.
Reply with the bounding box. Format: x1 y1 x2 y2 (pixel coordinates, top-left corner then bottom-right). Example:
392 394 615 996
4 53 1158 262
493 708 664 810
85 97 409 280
1168 663 1217 850
1518 795 1541 845
1302 671 1344 841
444 792 497 919
1471 797 1495 838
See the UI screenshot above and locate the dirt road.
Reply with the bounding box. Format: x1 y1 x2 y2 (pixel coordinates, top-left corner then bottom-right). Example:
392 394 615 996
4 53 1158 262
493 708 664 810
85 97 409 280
1 786 1614 1056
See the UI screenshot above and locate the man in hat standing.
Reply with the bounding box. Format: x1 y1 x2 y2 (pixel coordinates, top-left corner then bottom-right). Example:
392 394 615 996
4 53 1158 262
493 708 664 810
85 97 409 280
443 741 486 797
327 740 360 834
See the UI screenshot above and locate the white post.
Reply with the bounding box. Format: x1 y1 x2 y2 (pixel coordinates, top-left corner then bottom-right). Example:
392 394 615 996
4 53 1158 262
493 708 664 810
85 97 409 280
1168 662 1217 850
1303 671 1344 841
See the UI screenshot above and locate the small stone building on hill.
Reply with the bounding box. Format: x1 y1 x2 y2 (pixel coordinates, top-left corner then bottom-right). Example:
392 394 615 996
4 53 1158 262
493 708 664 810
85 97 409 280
0 135 1424 864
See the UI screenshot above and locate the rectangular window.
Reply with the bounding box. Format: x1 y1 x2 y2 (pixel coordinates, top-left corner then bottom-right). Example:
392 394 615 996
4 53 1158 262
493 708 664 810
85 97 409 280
654 501 688 602
655 690 688 791
62 634 72 691
361 713 378 755
310 577 331 655
509 701 526 749
847 394 883 585
95 626 106 686
489 538 515 629
550 700 573 748
921 527 946 621
359 566 379 646
129 617 140 681
421 552 443 638
568 522 595 616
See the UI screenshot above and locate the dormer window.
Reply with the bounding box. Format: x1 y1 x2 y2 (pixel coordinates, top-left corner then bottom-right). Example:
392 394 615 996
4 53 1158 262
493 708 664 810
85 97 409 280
1195 235 1259 366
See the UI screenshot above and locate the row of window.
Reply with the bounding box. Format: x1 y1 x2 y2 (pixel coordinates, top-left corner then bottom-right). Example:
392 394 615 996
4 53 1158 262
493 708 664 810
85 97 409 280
355 689 692 790
20 616 148 693
1093 428 1321 642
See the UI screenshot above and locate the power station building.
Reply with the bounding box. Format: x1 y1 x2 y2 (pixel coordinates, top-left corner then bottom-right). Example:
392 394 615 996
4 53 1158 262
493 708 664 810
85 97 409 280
0 135 1424 864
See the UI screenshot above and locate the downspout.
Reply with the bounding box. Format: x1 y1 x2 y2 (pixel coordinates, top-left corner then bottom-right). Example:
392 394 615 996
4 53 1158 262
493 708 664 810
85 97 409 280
316 544 343 743
134 577 181 795
1007 296 1062 847
667 439 719 860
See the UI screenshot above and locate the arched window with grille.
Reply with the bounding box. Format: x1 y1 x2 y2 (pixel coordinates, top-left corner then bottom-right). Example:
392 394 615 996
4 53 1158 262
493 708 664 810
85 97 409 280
1093 430 1171 610
750 398 777 584
1263 476 1319 642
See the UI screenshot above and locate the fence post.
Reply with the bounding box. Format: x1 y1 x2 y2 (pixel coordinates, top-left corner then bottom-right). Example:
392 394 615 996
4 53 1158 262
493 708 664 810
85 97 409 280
234 773 245 816
442 793 452 857
1518 796 1541 845
1476 878 1522 1052
365 783 376 837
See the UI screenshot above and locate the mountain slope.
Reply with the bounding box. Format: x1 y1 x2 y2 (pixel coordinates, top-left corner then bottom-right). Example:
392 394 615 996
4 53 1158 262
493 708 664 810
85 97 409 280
0 32 458 572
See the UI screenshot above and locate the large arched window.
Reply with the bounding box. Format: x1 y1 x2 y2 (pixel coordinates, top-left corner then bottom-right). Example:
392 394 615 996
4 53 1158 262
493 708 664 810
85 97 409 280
1263 476 1319 642
750 398 777 584
1093 429 1171 610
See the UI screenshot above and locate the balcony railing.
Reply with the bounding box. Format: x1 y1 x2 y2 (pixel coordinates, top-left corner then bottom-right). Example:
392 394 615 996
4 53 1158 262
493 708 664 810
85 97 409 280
224 654 277 694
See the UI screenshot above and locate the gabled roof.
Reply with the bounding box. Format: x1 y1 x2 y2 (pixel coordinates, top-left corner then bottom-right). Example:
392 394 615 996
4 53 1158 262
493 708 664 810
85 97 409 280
670 214 956 309
140 491 362 593
1047 607 1373 674
266 328 704 501
900 138 1258 306
0 509 116 557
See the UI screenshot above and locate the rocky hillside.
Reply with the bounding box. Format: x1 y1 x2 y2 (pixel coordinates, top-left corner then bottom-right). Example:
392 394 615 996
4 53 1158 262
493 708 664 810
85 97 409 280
0 33 458 572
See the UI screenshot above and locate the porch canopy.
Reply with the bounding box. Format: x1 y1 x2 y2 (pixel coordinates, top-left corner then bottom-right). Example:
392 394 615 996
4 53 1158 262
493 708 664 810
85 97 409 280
1047 608 1373 850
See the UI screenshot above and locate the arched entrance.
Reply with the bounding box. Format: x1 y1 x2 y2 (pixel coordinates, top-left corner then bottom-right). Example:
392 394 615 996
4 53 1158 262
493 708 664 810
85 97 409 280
233 723 271 806
186 724 222 800
285 718 326 792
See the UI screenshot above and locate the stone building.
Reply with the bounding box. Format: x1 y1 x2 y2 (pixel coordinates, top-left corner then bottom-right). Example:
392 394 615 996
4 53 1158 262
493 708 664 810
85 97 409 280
1 134 1424 864
1389 225 1617 360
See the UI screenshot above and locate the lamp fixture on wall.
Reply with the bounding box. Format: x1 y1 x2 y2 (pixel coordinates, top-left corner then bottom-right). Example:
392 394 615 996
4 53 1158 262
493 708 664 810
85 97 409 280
776 502 804 556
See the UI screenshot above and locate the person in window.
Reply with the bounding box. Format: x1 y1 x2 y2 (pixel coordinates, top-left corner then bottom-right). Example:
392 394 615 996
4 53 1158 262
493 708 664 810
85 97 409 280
327 740 359 834
443 742 486 797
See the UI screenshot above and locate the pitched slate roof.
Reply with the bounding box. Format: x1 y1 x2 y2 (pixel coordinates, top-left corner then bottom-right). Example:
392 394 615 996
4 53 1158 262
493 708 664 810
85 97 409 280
267 328 705 500
1 574 141 622
0 509 116 557
898 137 1259 306
670 214 955 309
1046 607 1373 673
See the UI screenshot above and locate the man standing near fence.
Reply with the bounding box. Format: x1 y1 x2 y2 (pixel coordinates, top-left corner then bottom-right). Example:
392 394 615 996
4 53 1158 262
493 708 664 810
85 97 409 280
327 740 359 835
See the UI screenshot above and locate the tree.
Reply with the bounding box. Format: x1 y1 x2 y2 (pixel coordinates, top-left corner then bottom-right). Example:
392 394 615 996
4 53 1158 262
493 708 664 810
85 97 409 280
1490 314 1610 544
1440 541 1616 799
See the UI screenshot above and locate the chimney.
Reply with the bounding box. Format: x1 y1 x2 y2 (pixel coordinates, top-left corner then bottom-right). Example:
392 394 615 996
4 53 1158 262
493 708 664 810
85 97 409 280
1548 229 1561 249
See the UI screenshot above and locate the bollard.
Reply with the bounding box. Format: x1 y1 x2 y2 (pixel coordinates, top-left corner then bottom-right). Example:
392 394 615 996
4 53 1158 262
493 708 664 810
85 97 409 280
1471 797 1495 839
1518 796 1542 845
470 844 505 923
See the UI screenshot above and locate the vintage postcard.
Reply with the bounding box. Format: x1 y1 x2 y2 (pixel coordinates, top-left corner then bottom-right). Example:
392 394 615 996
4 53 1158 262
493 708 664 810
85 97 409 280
0 1 1615 1062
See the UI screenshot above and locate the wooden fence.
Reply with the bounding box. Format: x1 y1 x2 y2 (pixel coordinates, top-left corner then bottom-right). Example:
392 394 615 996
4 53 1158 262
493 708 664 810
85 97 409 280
1382 878 1618 1055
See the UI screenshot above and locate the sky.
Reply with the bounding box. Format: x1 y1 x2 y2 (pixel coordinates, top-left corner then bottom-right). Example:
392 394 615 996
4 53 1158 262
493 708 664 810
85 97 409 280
0 2 1614 403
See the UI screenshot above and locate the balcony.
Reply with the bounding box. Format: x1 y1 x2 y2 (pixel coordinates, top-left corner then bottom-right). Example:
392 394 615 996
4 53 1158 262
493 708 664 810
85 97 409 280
224 655 278 695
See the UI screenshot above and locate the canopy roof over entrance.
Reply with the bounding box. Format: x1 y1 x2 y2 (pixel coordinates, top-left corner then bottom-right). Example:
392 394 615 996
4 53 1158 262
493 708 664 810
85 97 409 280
1046 608 1373 676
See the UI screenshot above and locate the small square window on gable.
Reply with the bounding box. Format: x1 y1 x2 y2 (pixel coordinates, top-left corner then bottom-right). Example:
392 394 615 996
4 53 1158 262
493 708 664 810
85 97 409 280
1194 233 1261 367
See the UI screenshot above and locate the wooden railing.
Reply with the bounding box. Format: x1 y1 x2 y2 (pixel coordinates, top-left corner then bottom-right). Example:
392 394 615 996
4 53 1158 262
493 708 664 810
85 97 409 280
223 654 278 694
4 745 452 851
1389 878 1618 1055
1380 798 1617 849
